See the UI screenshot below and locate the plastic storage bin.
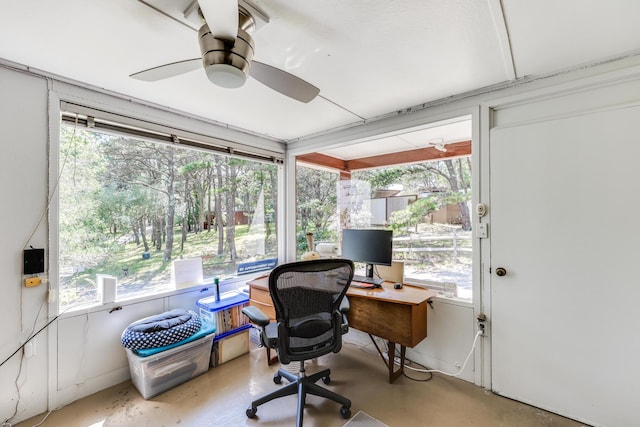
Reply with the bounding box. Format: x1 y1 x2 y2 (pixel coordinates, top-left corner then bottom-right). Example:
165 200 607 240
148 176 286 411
198 290 252 367
212 327 250 367
197 291 250 339
126 332 214 399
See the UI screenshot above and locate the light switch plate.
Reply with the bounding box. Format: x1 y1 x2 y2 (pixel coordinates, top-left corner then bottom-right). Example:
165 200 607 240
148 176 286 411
476 223 488 239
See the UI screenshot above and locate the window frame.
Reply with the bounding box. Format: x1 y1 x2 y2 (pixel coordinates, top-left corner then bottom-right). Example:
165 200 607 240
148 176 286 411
52 99 286 313
294 161 473 300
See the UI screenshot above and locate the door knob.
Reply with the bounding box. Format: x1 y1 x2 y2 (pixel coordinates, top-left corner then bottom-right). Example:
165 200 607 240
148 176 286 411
495 267 507 277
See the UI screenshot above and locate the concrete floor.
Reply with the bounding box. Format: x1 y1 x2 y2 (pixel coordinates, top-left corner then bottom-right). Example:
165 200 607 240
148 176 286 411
17 338 589 427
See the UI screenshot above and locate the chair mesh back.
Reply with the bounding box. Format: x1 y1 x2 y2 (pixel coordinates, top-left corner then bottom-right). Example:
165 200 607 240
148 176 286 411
269 259 353 363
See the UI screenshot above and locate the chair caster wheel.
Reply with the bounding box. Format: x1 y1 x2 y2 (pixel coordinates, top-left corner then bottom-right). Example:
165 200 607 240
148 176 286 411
322 375 331 385
246 407 257 418
340 406 351 419
273 374 282 384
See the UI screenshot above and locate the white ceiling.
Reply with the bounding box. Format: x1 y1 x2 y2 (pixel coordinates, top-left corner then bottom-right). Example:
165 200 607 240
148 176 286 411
320 116 473 161
1 0 639 158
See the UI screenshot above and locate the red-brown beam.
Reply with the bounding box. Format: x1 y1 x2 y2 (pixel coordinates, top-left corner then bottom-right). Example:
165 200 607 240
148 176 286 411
346 140 471 171
295 140 471 172
296 152 348 171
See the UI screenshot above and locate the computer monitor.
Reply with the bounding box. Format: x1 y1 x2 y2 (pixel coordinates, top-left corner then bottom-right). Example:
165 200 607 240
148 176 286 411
341 229 393 281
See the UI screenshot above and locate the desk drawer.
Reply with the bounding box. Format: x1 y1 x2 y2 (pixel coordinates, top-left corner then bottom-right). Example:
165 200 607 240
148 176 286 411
250 286 272 304
249 287 275 320
348 298 427 348
250 299 275 321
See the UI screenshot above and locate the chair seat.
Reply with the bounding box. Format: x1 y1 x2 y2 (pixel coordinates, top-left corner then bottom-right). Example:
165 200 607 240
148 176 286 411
290 313 332 338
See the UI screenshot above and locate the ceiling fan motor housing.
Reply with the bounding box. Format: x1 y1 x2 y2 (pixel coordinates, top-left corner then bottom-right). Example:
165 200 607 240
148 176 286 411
198 24 255 88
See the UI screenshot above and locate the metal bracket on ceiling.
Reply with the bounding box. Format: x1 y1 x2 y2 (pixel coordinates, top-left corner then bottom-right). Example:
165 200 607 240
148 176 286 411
139 0 269 32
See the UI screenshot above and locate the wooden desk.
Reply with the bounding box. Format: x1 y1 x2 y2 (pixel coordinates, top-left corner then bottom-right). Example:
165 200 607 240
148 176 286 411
247 276 437 383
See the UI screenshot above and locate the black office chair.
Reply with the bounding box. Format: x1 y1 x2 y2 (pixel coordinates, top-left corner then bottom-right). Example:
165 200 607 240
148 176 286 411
242 259 354 427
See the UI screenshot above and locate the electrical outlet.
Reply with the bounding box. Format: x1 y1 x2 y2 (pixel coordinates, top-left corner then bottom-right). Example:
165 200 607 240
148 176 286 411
25 341 35 357
477 312 488 336
478 322 487 336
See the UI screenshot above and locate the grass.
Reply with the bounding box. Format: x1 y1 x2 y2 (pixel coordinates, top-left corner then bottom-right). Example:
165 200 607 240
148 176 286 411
60 225 277 307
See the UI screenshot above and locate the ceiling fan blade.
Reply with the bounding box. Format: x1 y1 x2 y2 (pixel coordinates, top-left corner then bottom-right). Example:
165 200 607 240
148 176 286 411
198 0 238 42
250 61 319 103
130 58 202 82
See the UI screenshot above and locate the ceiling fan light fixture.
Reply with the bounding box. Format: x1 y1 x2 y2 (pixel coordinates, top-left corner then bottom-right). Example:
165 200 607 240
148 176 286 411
130 4 319 102
198 24 254 89
205 63 247 88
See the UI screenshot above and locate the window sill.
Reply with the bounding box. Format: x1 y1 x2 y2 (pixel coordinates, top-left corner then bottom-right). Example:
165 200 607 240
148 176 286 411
58 272 265 318
405 281 473 307
431 294 473 308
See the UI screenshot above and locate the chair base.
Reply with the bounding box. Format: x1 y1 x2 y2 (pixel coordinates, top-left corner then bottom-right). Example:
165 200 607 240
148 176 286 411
246 363 351 427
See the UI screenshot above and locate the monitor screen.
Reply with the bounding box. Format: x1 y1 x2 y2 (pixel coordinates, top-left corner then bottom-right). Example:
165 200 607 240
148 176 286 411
341 229 393 275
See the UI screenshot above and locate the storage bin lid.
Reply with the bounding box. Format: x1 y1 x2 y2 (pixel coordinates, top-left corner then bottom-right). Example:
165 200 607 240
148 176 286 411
197 290 249 312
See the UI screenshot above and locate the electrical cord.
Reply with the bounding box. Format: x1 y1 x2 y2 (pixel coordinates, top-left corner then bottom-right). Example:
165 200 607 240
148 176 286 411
405 369 432 382
1 307 54 368
21 114 77 251
395 355 433 382
29 410 53 427
388 330 483 378
1 409 53 427
2 299 46 425
1 300 92 426
0 300 94 369
373 265 383 281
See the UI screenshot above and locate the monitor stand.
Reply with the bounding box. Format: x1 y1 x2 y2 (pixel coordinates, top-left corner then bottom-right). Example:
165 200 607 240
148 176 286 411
365 263 374 279
352 263 383 286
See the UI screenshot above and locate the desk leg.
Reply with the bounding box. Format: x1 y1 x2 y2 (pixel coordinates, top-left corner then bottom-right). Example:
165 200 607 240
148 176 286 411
265 347 279 366
368 334 405 383
387 342 406 383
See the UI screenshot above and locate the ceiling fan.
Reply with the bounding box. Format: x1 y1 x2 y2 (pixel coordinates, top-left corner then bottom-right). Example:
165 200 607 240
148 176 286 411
130 0 320 103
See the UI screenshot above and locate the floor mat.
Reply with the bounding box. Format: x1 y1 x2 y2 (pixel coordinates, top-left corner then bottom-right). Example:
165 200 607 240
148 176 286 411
343 410 389 427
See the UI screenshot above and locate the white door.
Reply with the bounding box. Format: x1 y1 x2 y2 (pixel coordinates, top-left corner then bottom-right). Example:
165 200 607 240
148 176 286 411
490 105 640 427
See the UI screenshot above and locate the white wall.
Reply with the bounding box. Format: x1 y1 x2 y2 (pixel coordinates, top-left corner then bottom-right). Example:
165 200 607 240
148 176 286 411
407 298 476 382
0 66 50 423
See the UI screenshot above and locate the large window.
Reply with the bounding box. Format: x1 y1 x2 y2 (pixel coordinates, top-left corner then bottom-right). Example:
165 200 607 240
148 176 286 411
58 115 279 308
296 155 472 299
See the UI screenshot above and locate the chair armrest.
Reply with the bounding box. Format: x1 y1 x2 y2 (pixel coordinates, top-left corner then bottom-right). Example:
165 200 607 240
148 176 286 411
339 296 350 334
242 306 270 327
339 296 350 314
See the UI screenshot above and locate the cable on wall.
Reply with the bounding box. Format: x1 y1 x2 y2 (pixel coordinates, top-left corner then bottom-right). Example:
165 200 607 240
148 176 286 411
2 99 80 427
2 298 46 425
387 330 483 379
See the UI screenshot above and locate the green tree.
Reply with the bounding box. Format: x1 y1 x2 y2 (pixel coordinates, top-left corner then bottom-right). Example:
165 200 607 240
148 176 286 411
296 166 338 252
390 196 439 233
405 158 472 230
